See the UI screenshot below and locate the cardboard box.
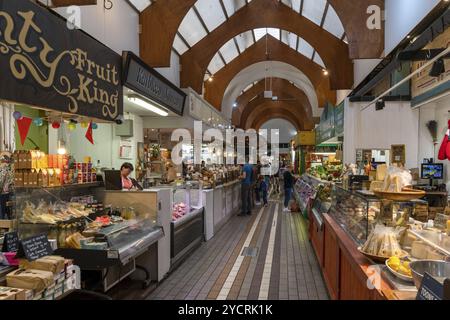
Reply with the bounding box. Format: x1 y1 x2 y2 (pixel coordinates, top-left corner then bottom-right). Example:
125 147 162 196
0 287 27 300
14 170 24 188
7 269 55 292
23 170 29 187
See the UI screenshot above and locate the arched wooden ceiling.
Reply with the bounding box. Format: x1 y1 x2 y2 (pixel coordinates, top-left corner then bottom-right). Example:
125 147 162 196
232 78 314 128
239 95 313 131
179 0 353 92
204 35 336 111
139 0 383 68
245 102 305 131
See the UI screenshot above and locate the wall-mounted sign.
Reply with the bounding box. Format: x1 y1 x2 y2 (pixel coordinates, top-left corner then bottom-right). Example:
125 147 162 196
0 0 123 121
123 51 186 116
412 27 450 104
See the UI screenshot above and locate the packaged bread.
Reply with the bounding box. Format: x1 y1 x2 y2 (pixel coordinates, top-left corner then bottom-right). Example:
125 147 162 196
19 256 65 274
7 269 54 292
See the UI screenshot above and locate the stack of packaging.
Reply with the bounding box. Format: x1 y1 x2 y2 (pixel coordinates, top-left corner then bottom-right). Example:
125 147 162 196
14 151 96 188
3 255 77 300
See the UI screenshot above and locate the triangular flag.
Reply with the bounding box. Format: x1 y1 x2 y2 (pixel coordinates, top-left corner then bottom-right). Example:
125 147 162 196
16 117 32 146
85 121 94 145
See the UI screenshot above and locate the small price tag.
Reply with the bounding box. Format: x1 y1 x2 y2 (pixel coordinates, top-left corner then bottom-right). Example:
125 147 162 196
2 231 19 252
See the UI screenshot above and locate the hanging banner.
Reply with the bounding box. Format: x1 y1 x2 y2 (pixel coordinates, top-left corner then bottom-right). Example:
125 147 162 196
123 51 186 116
0 0 123 121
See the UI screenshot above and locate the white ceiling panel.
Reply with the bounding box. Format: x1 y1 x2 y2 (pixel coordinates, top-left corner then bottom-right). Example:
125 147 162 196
323 5 345 39
235 31 254 52
302 0 327 26
254 28 267 42
220 39 240 63
208 53 226 74
298 39 314 59
178 10 208 47
173 34 189 55
222 0 247 17
313 53 325 68
267 28 280 40
128 0 151 12
195 0 226 32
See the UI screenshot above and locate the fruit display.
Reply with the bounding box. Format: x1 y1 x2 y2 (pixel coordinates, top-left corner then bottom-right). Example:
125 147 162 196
294 178 317 209
172 202 188 221
386 256 413 279
307 163 342 182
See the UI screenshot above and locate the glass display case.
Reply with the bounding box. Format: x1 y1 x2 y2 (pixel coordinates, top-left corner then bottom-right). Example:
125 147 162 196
329 185 381 245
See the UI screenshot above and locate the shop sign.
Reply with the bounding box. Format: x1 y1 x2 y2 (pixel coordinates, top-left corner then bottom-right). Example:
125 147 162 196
334 103 344 136
123 51 186 116
411 27 450 103
0 0 123 121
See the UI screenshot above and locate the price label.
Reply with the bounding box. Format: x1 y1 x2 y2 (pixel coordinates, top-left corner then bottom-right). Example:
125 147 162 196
16 234 53 262
2 231 19 252
417 273 444 300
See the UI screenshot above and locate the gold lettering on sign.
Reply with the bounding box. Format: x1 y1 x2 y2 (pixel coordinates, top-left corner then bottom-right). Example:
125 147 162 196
0 8 119 119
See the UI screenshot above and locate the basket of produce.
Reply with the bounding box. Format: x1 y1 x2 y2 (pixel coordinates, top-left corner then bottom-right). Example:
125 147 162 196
359 224 408 263
385 256 414 282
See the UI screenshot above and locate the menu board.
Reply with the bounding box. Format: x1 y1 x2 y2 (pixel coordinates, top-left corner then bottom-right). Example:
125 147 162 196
17 234 53 262
1 232 19 253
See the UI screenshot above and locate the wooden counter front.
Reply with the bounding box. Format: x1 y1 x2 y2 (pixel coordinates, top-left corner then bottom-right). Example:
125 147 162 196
313 213 396 300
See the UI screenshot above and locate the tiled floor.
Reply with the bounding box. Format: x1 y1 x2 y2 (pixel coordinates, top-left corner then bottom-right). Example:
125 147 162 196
147 197 329 301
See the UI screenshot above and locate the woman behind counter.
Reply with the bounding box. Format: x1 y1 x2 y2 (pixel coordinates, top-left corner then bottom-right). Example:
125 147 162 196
120 162 143 190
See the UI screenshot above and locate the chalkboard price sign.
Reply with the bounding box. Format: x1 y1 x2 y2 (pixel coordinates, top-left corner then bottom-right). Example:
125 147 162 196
16 234 53 262
1 231 19 253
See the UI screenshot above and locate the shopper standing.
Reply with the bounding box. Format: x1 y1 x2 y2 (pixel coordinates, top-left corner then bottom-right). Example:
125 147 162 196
283 165 294 212
258 175 268 207
240 160 253 216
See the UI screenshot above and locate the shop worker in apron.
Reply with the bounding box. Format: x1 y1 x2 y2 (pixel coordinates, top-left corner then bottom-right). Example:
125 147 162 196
121 162 143 191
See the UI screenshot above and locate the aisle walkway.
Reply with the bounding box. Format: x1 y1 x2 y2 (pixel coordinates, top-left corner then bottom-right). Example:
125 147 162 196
148 200 329 300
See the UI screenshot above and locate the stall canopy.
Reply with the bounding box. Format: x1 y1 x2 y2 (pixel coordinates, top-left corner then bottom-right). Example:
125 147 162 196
0 0 123 122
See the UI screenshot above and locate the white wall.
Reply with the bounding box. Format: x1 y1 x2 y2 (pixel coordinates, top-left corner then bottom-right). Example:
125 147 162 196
417 94 450 188
49 113 144 178
155 51 181 87
385 0 440 55
343 99 419 169
353 59 383 88
42 0 139 55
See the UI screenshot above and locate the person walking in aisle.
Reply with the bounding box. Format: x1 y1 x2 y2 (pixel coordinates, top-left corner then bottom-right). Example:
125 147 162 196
258 175 268 207
283 165 294 212
239 160 253 216
254 161 261 206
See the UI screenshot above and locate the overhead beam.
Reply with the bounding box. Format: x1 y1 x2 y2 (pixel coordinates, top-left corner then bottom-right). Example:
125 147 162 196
139 0 384 68
51 0 97 6
203 35 336 111
181 0 353 92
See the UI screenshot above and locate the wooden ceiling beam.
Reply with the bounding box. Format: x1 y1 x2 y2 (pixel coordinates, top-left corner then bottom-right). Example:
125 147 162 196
51 0 97 7
181 0 353 92
203 36 336 111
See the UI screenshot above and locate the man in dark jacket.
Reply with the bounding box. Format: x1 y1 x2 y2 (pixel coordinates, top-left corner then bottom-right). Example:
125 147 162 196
283 165 294 212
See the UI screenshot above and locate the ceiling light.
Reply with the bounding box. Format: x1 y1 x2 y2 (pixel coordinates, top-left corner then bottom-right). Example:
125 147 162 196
128 97 169 117
208 77 214 82
322 69 329 76
57 139 67 155
233 102 238 108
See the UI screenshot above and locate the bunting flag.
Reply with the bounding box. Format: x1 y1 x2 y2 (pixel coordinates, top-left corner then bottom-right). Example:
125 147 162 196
85 121 94 145
16 116 32 146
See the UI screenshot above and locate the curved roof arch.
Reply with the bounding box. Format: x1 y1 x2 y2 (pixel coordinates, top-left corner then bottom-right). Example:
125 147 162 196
205 28 326 78
222 61 321 121
172 0 346 55
179 0 353 92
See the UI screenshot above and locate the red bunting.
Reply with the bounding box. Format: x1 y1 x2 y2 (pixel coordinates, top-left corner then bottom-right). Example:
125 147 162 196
16 116 32 146
85 121 94 145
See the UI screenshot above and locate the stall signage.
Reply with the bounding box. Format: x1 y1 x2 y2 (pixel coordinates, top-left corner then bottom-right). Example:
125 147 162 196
123 51 186 116
0 0 123 121
411 27 450 105
334 103 344 136
1 231 19 253
17 234 53 262
416 273 444 300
